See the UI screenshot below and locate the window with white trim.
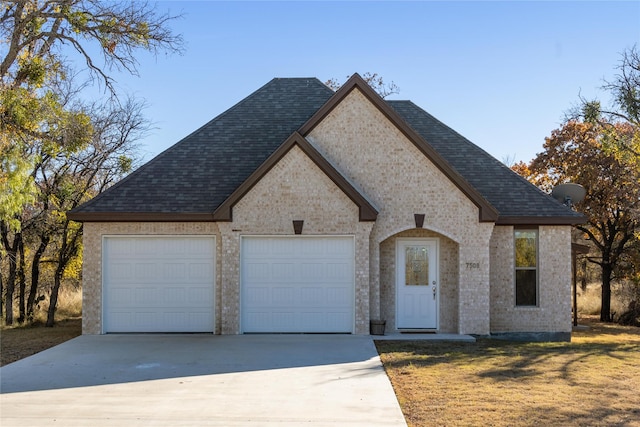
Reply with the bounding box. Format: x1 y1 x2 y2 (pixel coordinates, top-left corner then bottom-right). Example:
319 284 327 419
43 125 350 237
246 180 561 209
515 229 538 306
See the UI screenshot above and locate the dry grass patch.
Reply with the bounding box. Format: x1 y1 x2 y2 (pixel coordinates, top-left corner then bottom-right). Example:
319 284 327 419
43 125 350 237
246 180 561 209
0 317 82 366
577 283 629 317
376 319 640 427
1 287 82 367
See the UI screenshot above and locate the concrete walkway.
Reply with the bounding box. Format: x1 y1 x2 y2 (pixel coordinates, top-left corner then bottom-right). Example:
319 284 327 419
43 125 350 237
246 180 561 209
0 334 407 426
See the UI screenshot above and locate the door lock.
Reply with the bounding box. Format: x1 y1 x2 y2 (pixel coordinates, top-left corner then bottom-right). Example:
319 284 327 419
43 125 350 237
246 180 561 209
432 284 437 300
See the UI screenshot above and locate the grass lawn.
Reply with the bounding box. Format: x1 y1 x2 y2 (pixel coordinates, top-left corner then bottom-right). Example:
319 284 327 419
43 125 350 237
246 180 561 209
0 318 82 366
2 315 638 427
376 319 640 427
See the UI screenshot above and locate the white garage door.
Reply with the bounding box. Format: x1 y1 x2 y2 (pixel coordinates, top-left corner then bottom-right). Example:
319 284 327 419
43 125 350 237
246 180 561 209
241 236 354 333
103 236 215 333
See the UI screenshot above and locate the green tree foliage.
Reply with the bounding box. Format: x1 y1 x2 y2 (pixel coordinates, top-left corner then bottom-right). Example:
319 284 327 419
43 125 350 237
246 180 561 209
1 0 182 324
1 91 147 325
1 0 183 90
579 46 640 173
1 1 183 227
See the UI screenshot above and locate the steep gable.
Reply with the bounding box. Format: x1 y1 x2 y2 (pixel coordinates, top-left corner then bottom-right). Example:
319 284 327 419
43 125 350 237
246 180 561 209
69 78 334 221
300 74 499 223
212 132 378 221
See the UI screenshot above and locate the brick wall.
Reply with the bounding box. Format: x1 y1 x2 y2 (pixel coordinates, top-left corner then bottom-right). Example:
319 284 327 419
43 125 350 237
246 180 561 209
490 225 572 333
308 89 495 334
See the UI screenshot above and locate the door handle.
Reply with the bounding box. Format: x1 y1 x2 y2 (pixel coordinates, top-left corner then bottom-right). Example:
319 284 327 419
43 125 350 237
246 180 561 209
432 283 437 300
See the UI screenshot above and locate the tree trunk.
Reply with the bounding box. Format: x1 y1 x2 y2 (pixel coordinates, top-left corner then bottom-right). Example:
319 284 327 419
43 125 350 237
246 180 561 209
2 230 21 326
27 234 50 320
601 263 614 322
46 224 69 327
46 220 82 327
46 266 63 327
4 256 16 325
0 254 4 319
17 238 26 323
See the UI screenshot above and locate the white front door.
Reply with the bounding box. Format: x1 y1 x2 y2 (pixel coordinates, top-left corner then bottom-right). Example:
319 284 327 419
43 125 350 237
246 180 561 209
396 239 438 329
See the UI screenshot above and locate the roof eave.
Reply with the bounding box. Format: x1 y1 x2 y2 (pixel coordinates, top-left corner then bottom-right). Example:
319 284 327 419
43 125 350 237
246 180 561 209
67 212 215 222
495 214 587 226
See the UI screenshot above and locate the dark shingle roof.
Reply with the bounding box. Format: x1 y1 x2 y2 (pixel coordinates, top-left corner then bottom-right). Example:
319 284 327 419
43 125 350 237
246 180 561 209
70 76 583 224
72 78 334 215
387 100 583 222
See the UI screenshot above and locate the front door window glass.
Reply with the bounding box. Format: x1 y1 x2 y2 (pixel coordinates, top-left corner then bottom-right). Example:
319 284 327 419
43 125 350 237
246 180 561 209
405 246 429 286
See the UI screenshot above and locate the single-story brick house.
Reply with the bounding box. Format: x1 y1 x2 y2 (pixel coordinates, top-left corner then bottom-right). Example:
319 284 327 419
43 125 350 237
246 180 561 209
69 73 584 340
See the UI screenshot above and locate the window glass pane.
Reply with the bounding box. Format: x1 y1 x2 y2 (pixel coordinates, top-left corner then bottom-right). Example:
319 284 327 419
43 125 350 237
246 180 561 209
405 246 429 286
515 231 537 268
516 270 537 306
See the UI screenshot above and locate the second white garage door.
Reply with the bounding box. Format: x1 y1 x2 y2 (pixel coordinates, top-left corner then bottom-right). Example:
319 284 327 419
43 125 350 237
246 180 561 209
241 236 355 333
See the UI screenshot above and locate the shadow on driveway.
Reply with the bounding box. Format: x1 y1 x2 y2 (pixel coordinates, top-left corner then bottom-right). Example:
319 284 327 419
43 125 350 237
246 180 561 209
1 334 407 426
1 334 383 393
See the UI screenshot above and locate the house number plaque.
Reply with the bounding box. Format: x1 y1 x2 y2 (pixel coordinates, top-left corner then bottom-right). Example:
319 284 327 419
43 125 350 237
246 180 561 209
466 262 480 270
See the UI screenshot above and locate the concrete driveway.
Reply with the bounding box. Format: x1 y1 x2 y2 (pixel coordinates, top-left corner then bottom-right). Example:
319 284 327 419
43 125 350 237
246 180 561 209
0 334 406 426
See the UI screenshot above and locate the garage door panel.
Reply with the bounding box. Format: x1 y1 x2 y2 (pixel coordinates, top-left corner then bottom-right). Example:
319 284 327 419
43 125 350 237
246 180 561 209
108 310 213 333
327 263 350 280
300 312 324 326
328 312 351 330
164 263 186 279
272 287 295 304
327 287 351 305
244 263 269 281
241 237 354 333
110 263 133 281
300 287 323 304
301 263 324 280
104 236 215 333
188 263 214 280
135 263 159 281
273 263 295 280
300 239 324 255
245 287 269 304
108 311 133 331
273 312 295 329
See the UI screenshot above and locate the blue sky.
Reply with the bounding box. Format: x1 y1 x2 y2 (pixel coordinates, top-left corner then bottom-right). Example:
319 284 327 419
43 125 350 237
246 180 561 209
98 1 639 164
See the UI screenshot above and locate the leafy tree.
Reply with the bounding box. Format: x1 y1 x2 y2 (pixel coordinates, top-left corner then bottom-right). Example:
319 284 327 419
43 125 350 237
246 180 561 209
1 0 182 223
529 120 638 321
1 0 181 324
1 93 146 325
1 0 183 90
42 97 145 326
577 46 640 172
325 72 400 98
515 47 640 323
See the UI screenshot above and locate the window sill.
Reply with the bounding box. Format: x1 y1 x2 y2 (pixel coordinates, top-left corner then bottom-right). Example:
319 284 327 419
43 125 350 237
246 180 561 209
514 305 540 310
